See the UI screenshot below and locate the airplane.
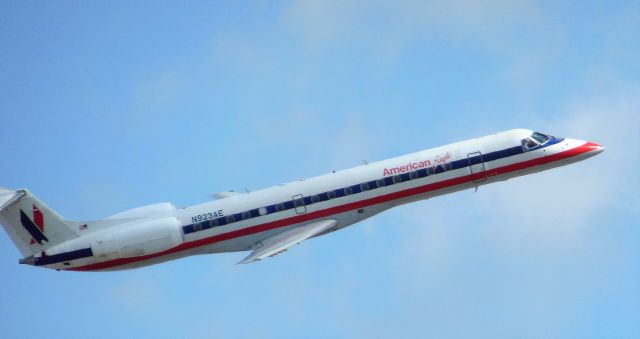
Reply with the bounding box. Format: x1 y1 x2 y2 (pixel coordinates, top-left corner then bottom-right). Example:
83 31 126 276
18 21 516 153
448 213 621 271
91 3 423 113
0 129 604 272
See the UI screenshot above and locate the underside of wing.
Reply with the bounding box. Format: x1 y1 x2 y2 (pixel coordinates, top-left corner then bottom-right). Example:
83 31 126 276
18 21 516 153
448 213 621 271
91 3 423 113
238 219 337 264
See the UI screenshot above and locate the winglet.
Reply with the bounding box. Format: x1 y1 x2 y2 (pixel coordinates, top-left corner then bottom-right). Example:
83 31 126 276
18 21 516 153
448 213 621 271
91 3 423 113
238 219 337 264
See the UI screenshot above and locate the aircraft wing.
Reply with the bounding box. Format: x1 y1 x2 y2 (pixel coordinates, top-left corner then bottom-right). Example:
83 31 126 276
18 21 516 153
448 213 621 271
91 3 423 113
238 219 337 264
211 191 242 200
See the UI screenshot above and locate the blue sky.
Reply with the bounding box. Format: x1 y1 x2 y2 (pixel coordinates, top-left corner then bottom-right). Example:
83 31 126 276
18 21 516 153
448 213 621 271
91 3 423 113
1 1 639 338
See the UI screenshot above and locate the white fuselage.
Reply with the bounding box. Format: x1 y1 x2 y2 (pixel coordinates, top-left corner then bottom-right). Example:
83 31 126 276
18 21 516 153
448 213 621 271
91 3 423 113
37 129 603 271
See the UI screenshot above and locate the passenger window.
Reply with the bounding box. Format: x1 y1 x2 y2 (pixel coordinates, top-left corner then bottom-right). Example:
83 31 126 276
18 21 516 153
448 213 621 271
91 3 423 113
258 207 267 216
276 203 285 212
211 218 219 227
327 190 336 199
409 171 418 180
427 167 434 175
243 212 251 220
311 195 320 203
226 215 235 223
393 175 402 184
376 179 385 187
344 186 353 195
361 182 370 191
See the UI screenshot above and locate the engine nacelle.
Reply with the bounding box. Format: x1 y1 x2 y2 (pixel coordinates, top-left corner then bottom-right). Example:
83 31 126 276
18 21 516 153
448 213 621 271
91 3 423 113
92 217 183 259
106 202 176 220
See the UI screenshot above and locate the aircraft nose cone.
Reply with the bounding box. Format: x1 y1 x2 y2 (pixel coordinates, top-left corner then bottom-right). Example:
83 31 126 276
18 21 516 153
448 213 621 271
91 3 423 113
584 142 605 155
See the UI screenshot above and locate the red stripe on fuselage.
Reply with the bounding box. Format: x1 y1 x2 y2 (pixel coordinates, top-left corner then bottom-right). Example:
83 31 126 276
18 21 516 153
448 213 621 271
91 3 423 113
68 142 593 271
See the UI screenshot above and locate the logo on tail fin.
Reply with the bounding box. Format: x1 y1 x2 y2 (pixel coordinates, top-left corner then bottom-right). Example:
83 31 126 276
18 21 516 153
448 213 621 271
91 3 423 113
20 205 48 245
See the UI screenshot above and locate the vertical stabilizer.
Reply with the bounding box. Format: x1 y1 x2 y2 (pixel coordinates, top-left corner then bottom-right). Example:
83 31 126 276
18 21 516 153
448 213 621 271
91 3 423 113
0 188 79 257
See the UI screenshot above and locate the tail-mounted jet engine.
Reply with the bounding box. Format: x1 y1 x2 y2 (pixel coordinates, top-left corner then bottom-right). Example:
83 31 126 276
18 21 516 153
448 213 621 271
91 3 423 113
91 217 183 259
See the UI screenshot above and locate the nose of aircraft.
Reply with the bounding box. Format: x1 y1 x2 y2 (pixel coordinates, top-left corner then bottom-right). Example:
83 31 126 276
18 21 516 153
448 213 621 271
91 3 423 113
580 141 606 155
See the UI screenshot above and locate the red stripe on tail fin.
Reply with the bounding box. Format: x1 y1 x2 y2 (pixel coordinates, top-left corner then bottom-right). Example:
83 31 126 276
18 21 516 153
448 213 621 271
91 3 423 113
33 205 44 231
29 205 45 245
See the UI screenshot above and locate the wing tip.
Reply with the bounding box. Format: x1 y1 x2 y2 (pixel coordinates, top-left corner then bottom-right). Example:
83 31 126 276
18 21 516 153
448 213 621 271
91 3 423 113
237 257 258 265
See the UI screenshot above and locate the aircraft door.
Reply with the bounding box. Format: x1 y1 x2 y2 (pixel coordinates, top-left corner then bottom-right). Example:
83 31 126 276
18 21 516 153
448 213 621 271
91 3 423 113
467 151 487 183
292 194 306 214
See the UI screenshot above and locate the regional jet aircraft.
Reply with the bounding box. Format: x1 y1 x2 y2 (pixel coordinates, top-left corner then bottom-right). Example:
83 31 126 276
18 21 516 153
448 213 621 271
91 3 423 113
0 129 604 271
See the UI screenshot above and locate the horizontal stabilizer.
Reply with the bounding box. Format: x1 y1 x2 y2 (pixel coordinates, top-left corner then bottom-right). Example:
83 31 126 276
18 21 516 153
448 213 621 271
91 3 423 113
238 219 337 264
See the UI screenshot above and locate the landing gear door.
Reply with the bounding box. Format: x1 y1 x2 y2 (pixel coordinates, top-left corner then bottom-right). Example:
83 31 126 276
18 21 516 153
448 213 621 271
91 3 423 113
467 151 486 183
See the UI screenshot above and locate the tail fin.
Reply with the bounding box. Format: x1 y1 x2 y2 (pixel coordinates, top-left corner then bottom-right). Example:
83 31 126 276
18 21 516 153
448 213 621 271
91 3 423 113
0 188 79 257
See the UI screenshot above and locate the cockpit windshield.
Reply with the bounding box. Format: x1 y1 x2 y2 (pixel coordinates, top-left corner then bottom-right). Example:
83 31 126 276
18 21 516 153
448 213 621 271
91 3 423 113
531 132 550 144
521 138 539 150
